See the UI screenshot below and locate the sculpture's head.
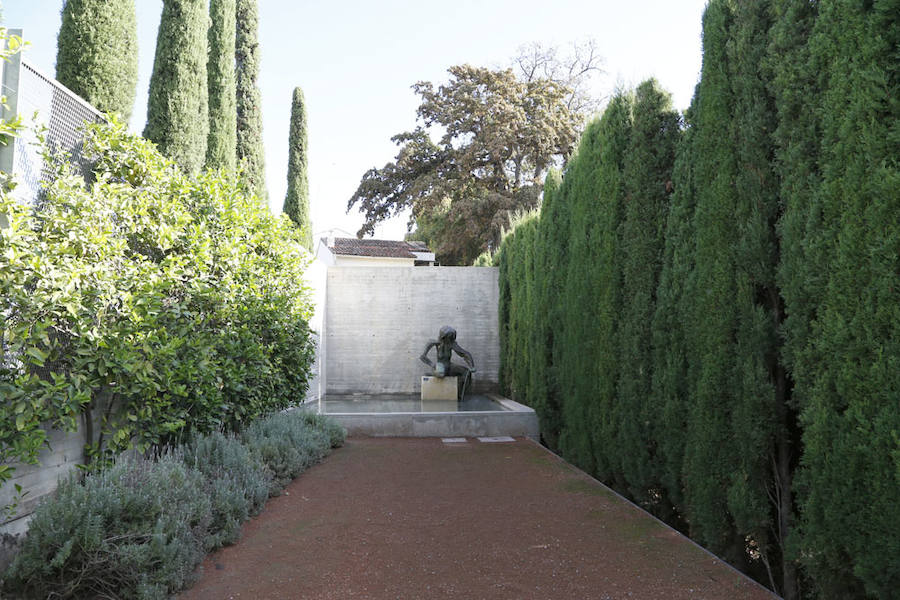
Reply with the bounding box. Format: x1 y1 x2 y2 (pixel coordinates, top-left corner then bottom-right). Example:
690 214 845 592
439 325 457 343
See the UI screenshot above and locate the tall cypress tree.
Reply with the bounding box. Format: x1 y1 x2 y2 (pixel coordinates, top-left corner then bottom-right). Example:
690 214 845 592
557 94 632 480
782 1 900 596
679 0 744 563
769 4 822 595
206 0 237 170
725 1 798 594
614 79 680 510
56 0 138 122
677 5 799 592
552 119 601 473
650 96 698 519
235 0 267 200
144 0 209 173
283 87 312 249
528 168 564 449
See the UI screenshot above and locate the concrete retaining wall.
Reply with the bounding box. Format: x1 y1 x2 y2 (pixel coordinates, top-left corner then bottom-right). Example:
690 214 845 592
324 267 500 394
0 420 88 568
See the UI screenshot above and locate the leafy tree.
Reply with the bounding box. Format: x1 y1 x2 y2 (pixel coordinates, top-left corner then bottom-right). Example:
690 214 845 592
144 0 209 173
206 0 237 170
512 39 605 115
614 79 680 511
235 0 266 200
348 63 587 265
282 87 312 249
55 0 138 123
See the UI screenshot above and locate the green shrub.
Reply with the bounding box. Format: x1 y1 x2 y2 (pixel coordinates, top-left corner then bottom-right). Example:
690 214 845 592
3 455 210 599
182 432 270 549
1 411 345 597
0 119 315 482
241 410 335 495
298 410 347 449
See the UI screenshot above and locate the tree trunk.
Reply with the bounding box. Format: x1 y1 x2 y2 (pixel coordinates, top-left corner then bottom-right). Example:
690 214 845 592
771 287 798 600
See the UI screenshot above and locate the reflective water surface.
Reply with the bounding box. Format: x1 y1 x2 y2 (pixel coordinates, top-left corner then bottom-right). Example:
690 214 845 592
321 393 508 413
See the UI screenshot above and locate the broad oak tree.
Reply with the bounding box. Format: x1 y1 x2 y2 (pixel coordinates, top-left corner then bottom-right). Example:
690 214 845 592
348 43 602 265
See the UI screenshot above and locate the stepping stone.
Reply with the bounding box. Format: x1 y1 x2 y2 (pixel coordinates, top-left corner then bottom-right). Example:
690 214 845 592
477 436 515 443
442 437 468 443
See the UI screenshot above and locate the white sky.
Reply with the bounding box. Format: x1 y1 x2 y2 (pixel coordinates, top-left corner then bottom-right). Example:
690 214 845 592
5 0 706 241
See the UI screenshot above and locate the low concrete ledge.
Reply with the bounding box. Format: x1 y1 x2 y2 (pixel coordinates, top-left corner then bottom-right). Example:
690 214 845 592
325 393 539 441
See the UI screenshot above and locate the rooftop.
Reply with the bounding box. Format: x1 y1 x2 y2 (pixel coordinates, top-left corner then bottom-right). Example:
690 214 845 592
327 237 430 259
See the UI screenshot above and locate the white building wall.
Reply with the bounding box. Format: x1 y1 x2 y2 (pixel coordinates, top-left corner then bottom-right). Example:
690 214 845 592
334 255 415 267
324 267 500 394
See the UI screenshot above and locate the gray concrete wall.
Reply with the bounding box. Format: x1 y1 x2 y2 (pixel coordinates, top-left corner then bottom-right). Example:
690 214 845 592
324 267 499 394
0 420 89 569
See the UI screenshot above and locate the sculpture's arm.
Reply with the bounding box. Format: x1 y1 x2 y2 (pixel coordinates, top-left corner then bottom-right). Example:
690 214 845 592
419 341 437 369
453 343 475 371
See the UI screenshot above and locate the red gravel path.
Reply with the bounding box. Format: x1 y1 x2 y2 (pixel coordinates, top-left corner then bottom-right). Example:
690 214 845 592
179 437 777 600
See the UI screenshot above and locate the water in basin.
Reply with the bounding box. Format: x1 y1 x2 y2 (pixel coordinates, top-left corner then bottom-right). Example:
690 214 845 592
321 393 508 414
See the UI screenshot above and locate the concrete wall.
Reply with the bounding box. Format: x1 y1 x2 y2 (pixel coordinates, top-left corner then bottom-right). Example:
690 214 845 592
324 267 499 394
0 420 88 568
304 257 327 403
334 255 415 267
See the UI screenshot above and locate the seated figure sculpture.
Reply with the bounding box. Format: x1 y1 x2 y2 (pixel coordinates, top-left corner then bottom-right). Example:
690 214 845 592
419 326 476 401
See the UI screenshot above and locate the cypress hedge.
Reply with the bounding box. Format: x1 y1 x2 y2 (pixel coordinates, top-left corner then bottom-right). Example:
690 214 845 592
144 0 209 174
779 1 900 597
498 2 898 596
235 0 267 200
283 87 312 249
55 0 138 122
206 0 237 170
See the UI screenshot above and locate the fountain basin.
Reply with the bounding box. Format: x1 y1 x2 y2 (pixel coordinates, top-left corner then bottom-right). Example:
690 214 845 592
317 393 539 440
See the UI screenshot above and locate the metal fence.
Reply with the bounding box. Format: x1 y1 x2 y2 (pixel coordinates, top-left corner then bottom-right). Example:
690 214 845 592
1 35 106 206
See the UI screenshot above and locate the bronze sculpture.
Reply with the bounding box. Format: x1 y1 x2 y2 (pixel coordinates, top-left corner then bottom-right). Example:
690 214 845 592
420 326 476 400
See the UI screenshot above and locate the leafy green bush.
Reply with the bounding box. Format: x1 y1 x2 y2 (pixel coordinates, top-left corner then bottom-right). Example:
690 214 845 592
241 410 337 494
182 432 270 550
3 455 210 600
0 119 315 484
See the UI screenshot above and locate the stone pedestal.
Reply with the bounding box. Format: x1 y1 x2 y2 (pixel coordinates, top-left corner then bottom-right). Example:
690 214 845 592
421 375 458 401
421 399 458 412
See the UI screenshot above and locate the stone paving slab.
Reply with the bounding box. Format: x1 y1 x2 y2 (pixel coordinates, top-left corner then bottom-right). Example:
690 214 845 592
179 437 778 600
